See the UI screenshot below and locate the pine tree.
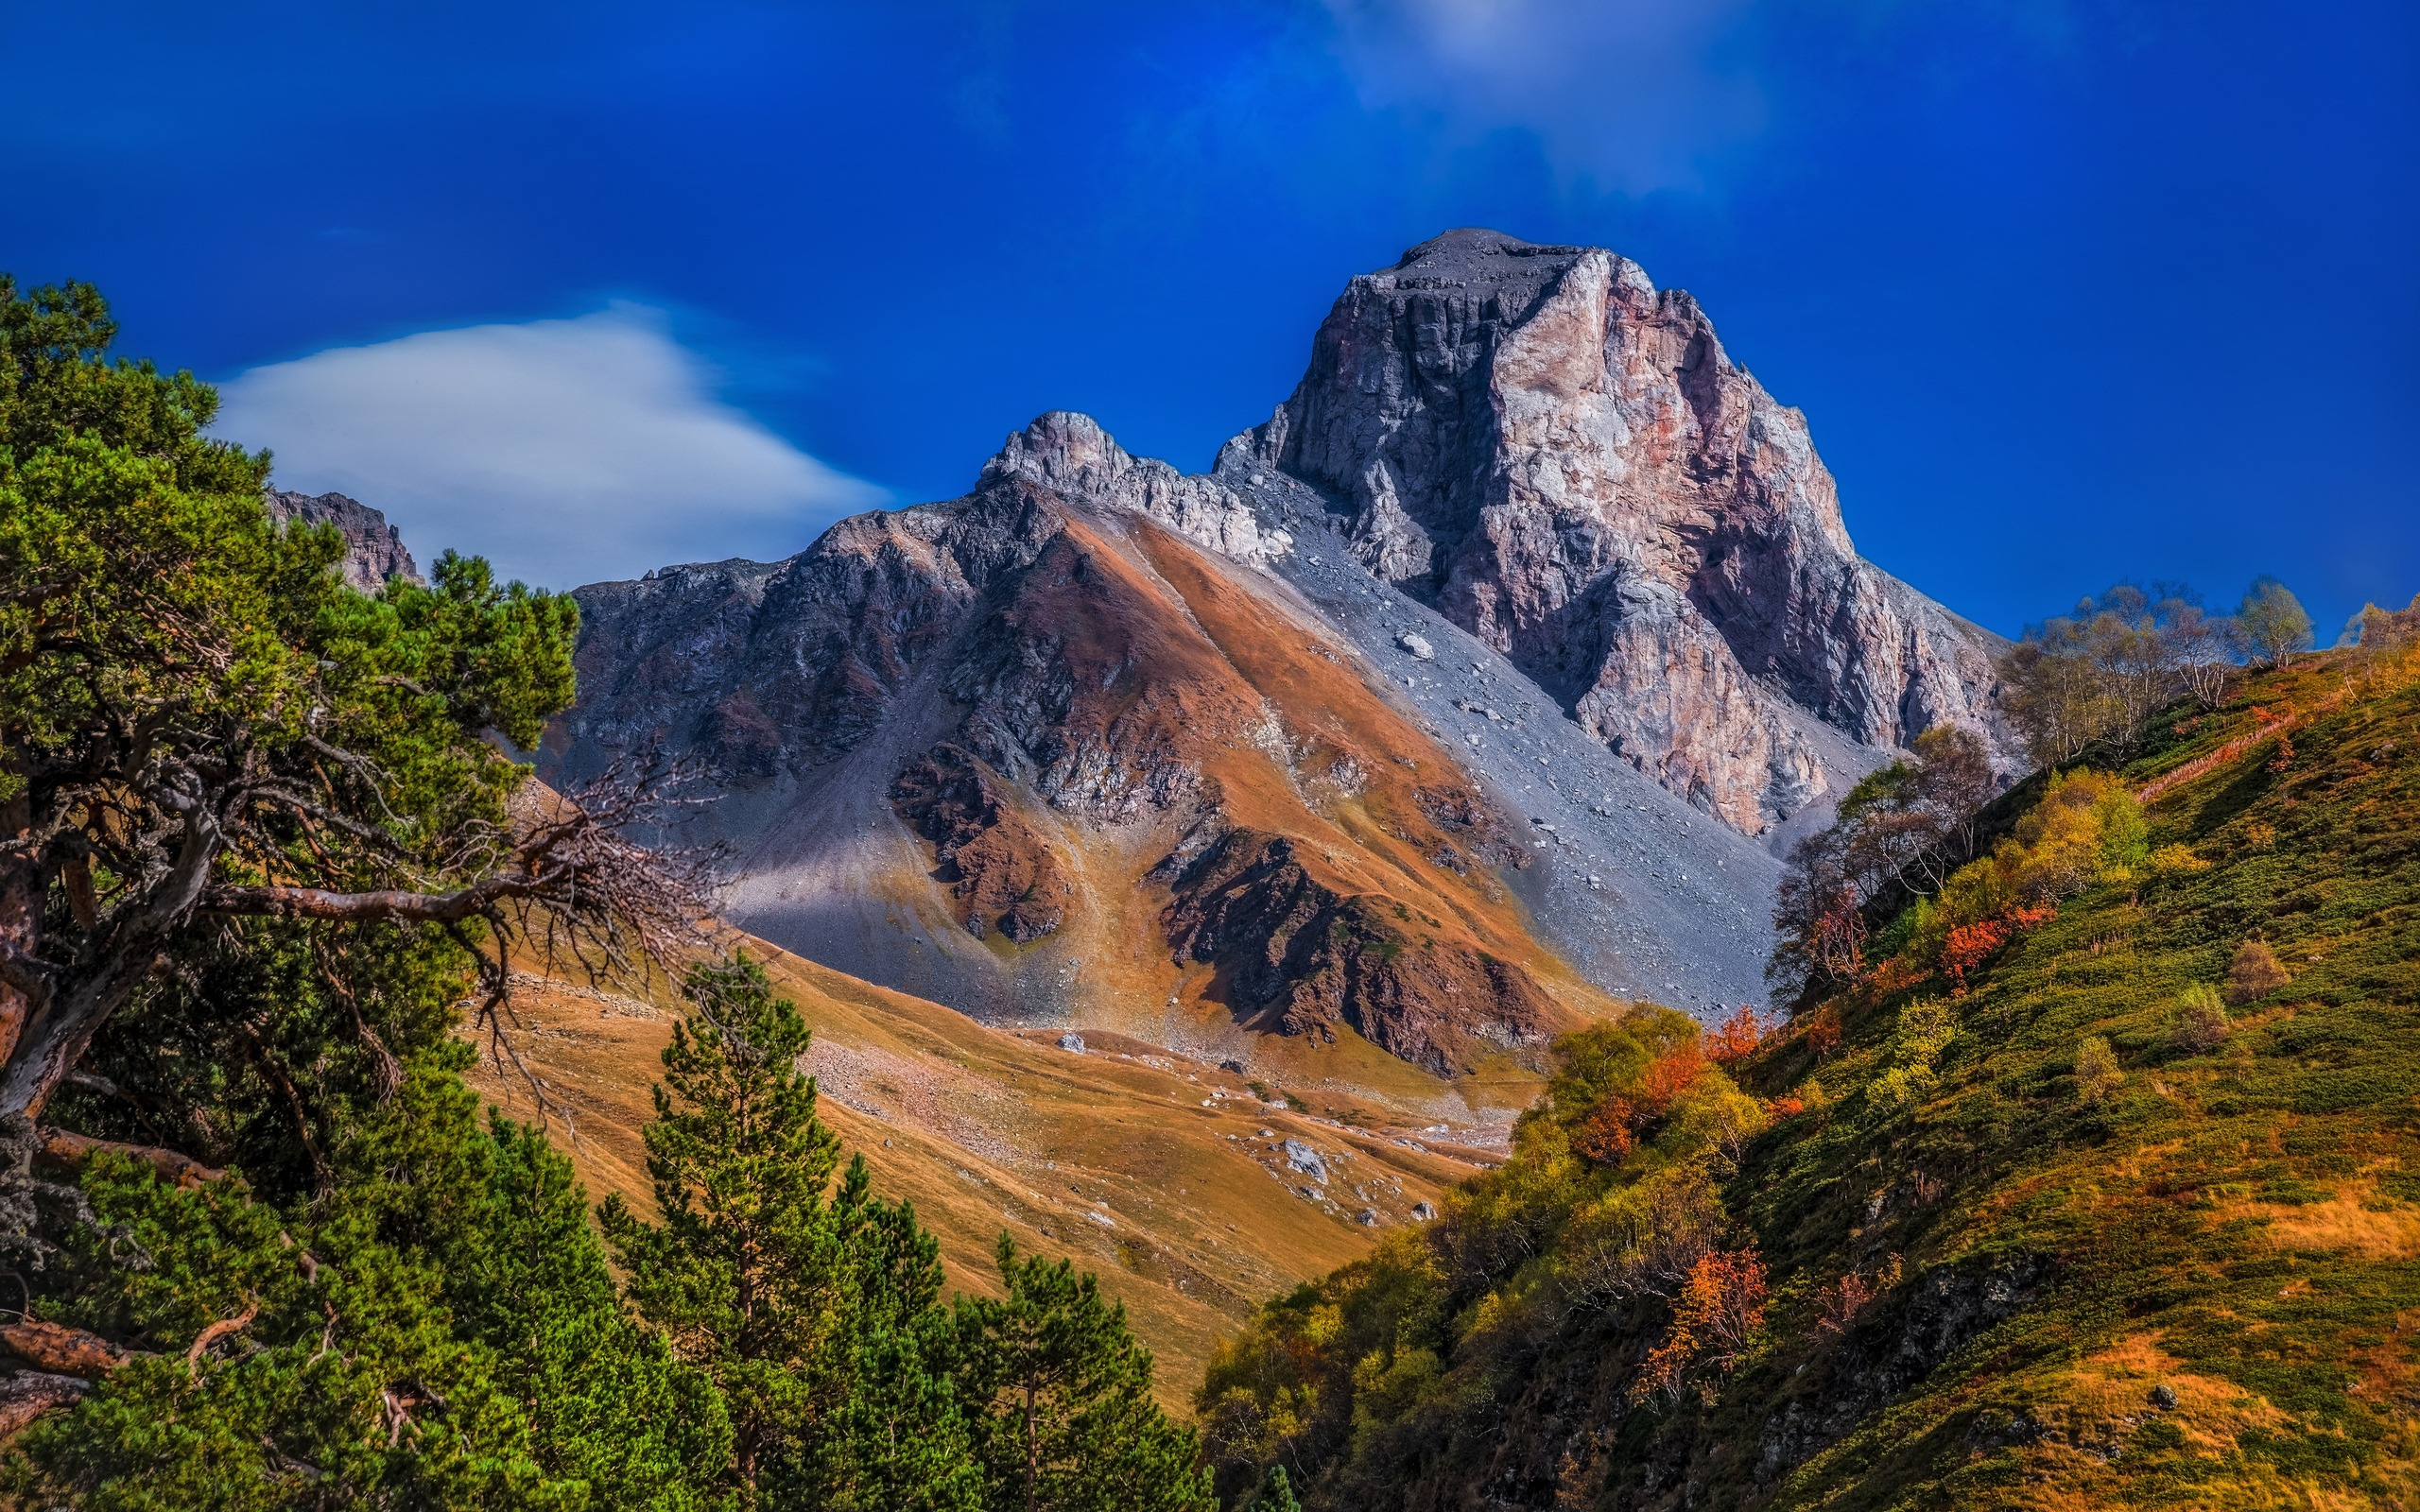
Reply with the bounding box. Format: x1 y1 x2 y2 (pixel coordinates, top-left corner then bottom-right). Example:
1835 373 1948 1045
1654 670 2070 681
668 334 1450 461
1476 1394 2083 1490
1242 1465 1303 1512
601 954 978 1510
0 272 704 1489
3 1053 582 1508
809 1159 982 1510
948 1235 1217 1512
475 1114 732 1509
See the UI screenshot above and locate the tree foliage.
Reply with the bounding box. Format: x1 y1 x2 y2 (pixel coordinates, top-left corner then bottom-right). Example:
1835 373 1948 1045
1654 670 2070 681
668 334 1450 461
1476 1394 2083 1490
2237 576 2313 669
949 1237 1215 1512
0 272 721 1501
604 958 1208 1512
1996 582 2261 767
0 275 1209 1506
1197 1007 1771 1507
1770 726 1996 999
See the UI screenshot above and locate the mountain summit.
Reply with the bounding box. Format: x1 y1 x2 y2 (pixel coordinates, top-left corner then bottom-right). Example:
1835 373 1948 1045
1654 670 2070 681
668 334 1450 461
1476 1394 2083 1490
541 232 2009 1074
1221 228 2007 833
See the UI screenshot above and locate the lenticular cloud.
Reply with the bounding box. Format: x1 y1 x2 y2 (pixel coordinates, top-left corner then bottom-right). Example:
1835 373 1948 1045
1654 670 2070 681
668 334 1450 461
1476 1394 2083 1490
214 305 885 590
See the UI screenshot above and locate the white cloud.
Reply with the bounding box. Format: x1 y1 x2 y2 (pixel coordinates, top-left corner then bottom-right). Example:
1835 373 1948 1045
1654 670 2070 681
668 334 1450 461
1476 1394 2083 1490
1323 0 1766 193
214 305 885 589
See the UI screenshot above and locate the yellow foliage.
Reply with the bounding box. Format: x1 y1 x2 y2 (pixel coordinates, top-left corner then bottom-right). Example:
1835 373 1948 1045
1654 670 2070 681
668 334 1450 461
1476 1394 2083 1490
1869 999 1960 1108
2148 842 2212 874
1912 770 2150 963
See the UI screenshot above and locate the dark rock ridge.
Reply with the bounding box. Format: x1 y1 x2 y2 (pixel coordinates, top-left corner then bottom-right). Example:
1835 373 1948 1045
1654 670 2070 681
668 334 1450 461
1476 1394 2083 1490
264 490 422 593
1158 826 1554 1075
1219 228 2008 833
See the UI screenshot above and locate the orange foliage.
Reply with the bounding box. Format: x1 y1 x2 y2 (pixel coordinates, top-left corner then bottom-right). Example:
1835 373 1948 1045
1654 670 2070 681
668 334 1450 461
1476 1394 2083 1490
1638 1042 1708 1110
1799 1007 1842 1059
1706 1005 1764 1067
1631 1248 1771 1406
1862 956 1921 997
1570 1101 1636 1163
1570 1044 1710 1165
1940 919 2009 993
1942 903 2054 994
1764 1094 1805 1118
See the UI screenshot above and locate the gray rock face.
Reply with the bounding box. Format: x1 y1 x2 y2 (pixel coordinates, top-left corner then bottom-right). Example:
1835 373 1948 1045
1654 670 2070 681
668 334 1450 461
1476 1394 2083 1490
1222 228 2007 833
985 412 1289 564
265 490 422 593
1282 1139 1328 1182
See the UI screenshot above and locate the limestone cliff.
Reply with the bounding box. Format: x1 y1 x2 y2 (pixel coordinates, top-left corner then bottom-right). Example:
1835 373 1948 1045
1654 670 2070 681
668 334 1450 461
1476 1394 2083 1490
1223 229 2007 833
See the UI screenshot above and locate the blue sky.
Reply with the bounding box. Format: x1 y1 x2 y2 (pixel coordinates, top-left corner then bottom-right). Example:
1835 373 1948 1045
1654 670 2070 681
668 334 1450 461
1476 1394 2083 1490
6 1 2414 634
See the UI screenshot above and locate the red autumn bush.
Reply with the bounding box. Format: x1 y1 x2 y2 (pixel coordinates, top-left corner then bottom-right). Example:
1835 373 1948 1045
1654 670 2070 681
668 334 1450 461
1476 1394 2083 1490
1706 1005 1764 1067
1631 1248 1770 1406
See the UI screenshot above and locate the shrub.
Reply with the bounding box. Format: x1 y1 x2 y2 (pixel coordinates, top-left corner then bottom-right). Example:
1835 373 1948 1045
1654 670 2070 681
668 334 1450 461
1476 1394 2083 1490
2148 843 2212 875
1706 1005 1765 1067
1814 1254 1904 1336
2224 939 2290 1005
2074 1036 2124 1104
1629 1249 1770 1408
2173 984 2231 1053
1870 999 1959 1108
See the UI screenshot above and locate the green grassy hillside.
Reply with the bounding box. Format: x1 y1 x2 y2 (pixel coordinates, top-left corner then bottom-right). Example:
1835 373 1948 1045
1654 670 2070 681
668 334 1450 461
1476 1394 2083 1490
1196 649 2420 1510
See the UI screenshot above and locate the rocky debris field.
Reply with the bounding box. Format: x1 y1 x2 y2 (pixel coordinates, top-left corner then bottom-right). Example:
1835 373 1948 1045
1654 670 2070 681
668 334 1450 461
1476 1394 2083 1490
1225 465 1797 1017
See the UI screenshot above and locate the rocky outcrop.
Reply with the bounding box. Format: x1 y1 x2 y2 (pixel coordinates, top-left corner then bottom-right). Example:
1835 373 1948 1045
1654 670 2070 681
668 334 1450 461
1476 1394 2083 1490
557 488 1064 784
985 412 1290 565
1159 827 1555 1075
890 745 1071 942
265 490 422 593
1222 229 2006 833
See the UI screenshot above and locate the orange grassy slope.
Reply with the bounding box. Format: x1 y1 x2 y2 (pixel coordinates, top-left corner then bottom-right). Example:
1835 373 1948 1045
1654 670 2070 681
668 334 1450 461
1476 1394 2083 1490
466 936 1501 1404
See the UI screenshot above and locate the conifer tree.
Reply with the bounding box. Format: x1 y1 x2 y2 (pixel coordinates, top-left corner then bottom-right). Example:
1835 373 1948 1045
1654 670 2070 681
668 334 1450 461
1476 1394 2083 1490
1242 1465 1303 1512
948 1236 1216 1512
4 1052 579 1508
601 954 977 1510
474 1115 732 1509
0 272 710 1499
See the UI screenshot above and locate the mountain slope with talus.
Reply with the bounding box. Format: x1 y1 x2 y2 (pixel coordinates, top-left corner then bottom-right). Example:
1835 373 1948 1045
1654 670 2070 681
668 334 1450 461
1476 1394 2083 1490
1193 646 2420 1508
541 228 2011 1091
544 413 1774 1102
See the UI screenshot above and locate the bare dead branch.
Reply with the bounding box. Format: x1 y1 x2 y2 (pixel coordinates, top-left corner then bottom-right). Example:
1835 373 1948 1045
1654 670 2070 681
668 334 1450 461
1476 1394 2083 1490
185 1300 260 1383
195 874 554 924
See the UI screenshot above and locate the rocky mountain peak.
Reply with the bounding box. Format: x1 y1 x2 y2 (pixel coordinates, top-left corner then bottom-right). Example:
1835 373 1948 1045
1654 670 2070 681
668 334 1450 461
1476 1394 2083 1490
978 411 1291 563
264 489 422 593
1374 228 1632 310
1224 232 2007 833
